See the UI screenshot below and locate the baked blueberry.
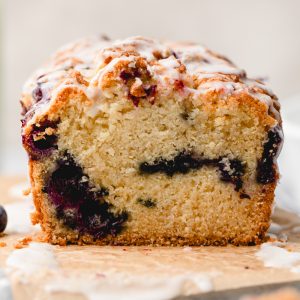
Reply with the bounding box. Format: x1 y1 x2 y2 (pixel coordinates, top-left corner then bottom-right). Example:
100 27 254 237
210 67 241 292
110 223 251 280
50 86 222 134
0 206 7 233
257 126 282 184
137 198 156 208
218 158 245 191
32 86 43 102
46 153 128 238
22 120 58 160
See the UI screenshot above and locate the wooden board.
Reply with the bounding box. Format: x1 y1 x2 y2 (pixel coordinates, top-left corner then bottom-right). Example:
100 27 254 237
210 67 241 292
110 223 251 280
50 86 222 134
1 176 300 300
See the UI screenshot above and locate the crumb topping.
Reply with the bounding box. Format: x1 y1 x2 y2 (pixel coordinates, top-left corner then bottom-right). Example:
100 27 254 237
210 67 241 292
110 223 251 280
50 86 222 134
20 36 281 127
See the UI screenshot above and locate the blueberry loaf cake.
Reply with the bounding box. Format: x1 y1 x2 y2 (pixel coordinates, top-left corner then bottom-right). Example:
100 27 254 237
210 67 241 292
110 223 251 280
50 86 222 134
21 36 283 246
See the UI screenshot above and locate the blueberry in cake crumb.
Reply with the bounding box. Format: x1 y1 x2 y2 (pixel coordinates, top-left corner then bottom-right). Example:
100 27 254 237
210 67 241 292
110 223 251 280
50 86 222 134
137 198 156 208
240 193 251 199
257 126 282 184
95 187 109 197
139 151 206 176
22 120 58 160
128 95 140 107
45 153 128 238
139 151 245 191
144 84 157 99
120 70 134 82
180 112 190 121
31 125 57 151
0 206 7 233
217 158 245 191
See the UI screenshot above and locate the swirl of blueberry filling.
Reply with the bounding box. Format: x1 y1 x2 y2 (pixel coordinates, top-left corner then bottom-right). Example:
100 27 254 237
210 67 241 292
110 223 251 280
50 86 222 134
139 151 246 192
140 127 282 198
22 120 58 160
44 153 128 239
256 126 282 184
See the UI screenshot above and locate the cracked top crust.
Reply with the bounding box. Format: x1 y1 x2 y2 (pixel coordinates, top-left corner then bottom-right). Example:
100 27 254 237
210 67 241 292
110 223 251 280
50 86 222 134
20 35 282 130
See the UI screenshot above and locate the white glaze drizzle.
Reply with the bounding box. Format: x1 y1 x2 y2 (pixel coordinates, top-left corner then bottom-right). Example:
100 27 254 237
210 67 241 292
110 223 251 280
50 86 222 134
21 37 280 113
45 272 214 300
0 269 13 300
256 242 300 272
6 243 58 274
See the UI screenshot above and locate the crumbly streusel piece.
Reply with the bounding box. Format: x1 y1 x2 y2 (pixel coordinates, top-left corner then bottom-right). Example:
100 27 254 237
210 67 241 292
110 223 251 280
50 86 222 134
21 36 282 246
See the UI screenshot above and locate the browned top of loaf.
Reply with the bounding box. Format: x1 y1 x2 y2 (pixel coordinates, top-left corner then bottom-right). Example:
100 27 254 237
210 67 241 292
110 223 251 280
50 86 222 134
20 35 281 127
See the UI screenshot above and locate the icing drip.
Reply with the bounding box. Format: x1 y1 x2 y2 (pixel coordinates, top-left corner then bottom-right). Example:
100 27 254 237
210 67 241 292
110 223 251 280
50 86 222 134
45 272 214 300
256 242 300 272
6 243 58 274
0 269 12 300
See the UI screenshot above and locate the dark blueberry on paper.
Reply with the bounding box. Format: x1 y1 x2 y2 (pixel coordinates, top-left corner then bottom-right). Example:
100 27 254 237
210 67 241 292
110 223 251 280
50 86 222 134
46 153 128 238
257 127 282 184
0 206 7 233
137 198 156 208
